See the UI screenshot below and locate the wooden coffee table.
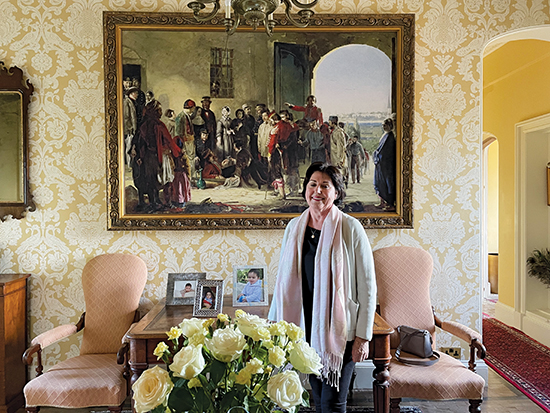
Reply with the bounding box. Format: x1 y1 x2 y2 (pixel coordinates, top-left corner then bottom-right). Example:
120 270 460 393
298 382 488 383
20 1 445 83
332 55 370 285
127 297 393 413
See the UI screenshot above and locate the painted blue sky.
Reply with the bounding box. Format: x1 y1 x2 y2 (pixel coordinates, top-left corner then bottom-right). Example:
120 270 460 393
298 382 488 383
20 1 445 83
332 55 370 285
314 44 392 117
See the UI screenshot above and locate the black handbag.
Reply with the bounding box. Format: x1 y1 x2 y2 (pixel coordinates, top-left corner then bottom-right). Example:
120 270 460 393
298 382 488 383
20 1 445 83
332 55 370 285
396 325 440 366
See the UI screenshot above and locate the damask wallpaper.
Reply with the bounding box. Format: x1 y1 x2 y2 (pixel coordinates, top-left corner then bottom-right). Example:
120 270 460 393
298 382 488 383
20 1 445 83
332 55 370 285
0 0 548 371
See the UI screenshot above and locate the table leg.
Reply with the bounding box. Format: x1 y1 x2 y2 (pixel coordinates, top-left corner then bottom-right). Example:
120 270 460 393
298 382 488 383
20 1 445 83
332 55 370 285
371 334 391 413
129 339 149 413
372 359 390 413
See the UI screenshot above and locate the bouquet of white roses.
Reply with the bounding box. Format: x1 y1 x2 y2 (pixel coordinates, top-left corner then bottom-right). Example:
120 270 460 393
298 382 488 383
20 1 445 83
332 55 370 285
132 310 323 413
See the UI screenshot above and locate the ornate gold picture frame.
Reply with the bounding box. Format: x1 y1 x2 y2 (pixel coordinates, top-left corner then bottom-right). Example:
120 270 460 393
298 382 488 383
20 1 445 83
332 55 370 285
103 12 414 230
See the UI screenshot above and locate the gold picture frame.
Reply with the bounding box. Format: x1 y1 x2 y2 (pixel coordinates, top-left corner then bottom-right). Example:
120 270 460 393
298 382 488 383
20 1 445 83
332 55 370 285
103 12 414 230
0 64 35 221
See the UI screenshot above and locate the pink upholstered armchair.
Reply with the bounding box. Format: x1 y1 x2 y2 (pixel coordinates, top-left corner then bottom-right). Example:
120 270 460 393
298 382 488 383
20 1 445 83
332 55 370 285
22 254 148 413
374 246 486 413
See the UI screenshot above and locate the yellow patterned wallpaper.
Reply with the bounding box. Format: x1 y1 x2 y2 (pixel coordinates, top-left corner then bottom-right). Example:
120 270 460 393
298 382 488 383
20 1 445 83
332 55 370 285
0 0 548 370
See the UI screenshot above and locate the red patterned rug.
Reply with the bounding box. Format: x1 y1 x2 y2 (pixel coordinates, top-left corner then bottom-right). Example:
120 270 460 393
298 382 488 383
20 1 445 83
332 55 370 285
483 316 550 412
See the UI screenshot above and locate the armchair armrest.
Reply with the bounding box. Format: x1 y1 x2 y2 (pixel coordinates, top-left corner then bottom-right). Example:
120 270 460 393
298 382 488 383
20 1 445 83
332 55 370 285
439 320 482 344
30 323 79 349
22 313 85 377
434 312 486 373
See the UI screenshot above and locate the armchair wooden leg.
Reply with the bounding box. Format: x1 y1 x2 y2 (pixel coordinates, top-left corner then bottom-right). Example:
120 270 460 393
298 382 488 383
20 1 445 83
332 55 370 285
469 399 482 412
26 407 39 413
390 398 401 413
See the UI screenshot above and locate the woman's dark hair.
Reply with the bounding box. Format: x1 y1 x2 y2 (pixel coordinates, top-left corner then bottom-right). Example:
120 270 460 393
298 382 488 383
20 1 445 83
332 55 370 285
301 162 346 206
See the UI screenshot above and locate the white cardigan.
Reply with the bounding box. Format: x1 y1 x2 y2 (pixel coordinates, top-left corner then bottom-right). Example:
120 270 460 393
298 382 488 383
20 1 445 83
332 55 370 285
268 212 377 341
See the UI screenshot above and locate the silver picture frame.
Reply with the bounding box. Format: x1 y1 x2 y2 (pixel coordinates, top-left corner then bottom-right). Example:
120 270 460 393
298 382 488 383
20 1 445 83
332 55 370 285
166 272 206 306
232 265 269 307
193 279 224 317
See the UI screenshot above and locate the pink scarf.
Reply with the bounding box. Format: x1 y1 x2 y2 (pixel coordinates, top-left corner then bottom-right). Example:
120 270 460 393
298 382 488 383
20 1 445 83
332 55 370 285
274 205 347 388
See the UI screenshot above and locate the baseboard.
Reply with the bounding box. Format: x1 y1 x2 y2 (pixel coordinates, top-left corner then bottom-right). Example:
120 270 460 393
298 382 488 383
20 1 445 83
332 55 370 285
353 360 489 389
523 311 550 348
494 301 521 329
493 302 550 348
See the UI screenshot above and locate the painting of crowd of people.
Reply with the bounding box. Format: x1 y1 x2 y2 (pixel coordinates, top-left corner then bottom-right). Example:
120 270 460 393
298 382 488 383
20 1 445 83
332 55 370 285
122 80 396 216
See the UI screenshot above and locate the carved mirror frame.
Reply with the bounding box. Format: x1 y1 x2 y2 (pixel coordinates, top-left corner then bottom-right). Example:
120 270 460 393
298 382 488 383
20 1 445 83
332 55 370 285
0 63 35 220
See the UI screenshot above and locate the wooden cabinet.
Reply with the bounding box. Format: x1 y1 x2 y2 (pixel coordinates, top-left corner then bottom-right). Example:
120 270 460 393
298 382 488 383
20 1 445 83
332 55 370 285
0 274 30 413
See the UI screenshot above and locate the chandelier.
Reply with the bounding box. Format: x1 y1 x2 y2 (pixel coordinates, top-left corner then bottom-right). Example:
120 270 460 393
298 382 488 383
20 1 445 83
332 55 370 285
187 0 318 36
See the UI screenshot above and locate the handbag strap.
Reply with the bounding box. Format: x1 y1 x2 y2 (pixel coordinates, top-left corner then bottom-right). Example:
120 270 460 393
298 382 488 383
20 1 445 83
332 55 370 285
395 347 440 366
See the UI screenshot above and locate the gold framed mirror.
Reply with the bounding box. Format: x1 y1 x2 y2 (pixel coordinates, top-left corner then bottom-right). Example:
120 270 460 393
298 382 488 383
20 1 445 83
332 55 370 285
0 63 35 220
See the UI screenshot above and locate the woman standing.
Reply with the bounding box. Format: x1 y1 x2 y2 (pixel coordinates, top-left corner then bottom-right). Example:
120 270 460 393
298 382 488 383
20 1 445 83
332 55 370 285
373 118 396 210
216 106 234 162
269 162 376 413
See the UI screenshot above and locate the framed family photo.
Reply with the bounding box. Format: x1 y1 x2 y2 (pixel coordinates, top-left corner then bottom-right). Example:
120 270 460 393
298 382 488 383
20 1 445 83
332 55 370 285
232 266 269 307
165 272 206 306
104 12 414 230
193 279 224 317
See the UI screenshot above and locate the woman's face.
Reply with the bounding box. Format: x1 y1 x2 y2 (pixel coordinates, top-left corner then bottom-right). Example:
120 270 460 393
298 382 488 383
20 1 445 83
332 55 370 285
205 292 212 298
305 171 338 213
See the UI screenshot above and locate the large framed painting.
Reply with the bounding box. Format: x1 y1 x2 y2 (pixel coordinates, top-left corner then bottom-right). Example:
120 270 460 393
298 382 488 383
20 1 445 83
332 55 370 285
104 12 414 230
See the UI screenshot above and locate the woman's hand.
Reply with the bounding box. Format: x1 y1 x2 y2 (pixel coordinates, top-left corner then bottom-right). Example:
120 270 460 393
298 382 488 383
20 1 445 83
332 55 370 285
352 337 370 362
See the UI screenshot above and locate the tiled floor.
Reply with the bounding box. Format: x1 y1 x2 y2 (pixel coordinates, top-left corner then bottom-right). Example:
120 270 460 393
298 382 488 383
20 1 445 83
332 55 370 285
18 298 545 413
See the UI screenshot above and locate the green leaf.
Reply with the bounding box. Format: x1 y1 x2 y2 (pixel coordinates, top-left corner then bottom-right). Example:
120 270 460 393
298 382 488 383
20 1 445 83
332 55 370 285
151 405 166 413
194 387 212 412
197 374 215 393
220 388 240 411
172 377 187 388
210 359 227 385
168 387 194 413
301 389 310 407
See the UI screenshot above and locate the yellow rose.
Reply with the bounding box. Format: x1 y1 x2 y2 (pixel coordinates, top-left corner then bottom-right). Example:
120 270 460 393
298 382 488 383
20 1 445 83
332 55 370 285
286 322 305 341
289 340 322 375
217 313 229 323
180 318 205 338
235 309 246 318
257 327 271 341
202 318 215 329
205 327 246 362
169 344 206 380
245 358 264 375
236 312 269 341
166 326 182 341
132 366 173 413
268 346 286 367
268 321 287 337
235 369 252 386
188 377 202 389
153 342 169 360
188 332 205 346
267 370 303 410
262 340 274 349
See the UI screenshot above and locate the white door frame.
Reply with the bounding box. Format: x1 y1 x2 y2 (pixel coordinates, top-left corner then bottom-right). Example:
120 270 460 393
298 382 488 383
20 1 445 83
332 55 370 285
515 113 550 318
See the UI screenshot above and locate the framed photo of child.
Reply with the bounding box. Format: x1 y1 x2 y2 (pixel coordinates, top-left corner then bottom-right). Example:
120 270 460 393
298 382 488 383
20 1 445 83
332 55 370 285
166 273 206 306
193 279 224 317
232 266 269 307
